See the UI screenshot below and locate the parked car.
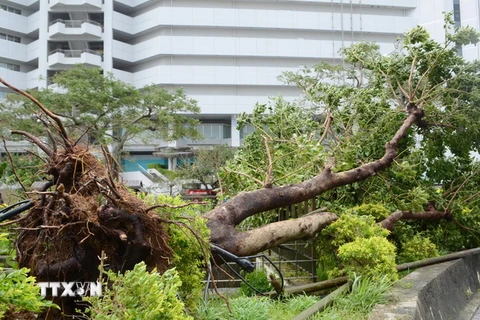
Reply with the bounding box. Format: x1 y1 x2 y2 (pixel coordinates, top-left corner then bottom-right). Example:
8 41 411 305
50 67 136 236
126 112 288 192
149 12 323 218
181 182 216 196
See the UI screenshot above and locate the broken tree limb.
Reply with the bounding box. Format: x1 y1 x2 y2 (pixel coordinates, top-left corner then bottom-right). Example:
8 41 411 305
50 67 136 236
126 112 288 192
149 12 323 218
205 107 423 256
211 211 338 257
379 208 451 231
291 280 352 320
396 247 480 272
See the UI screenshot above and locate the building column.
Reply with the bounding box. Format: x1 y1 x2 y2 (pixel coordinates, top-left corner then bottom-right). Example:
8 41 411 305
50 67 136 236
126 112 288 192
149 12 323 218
102 0 113 73
231 116 240 147
37 0 49 89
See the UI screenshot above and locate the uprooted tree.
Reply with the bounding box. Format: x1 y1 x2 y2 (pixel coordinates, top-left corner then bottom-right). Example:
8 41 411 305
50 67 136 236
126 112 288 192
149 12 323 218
1 16 480 317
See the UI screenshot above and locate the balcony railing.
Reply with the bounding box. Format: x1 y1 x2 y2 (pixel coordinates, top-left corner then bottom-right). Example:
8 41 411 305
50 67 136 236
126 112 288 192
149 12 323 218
49 19 102 28
49 48 103 58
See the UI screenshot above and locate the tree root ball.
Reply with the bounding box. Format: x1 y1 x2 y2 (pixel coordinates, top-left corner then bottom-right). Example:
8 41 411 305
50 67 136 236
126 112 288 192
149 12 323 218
15 148 172 318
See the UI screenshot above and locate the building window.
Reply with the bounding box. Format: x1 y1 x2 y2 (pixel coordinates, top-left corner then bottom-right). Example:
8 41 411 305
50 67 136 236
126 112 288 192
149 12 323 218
197 124 232 139
0 62 20 71
0 33 21 43
0 4 22 15
453 0 463 56
240 124 255 140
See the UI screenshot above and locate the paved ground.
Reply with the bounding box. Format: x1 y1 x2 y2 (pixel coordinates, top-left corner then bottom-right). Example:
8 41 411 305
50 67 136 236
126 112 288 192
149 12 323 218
471 307 480 320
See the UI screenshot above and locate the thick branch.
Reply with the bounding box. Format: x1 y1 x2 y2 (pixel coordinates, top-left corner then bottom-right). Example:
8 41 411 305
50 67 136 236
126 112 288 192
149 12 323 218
0 77 72 149
204 107 423 255
11 130 54 159
379 209 450 231
206 109 421 222
214 212 338 256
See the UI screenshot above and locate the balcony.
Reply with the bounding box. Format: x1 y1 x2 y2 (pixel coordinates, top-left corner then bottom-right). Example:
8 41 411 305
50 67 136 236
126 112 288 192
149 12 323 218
49 19 103 40
49 0 102 11
48 49 103 69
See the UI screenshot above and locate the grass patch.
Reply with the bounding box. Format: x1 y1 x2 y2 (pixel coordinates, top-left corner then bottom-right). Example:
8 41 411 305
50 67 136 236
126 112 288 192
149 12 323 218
312 275 394 320
195 275 394 320
195 294 318 320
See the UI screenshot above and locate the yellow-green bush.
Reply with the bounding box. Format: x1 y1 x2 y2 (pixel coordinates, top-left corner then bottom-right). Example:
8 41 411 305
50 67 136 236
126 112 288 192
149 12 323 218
318 212 397 280
322 213 390 247
397 235 439 264
349 203 390 221
337 236 398 280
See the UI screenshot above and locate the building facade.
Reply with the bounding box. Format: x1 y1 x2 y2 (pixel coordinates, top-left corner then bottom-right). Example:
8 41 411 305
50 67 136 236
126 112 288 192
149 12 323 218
0 0 479 171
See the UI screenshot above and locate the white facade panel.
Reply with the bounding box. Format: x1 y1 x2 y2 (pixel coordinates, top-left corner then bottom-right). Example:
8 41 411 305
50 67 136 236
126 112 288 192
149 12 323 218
8 0 40 6
26 68 42 88
27 11 41 34
111 68 133 85
113 7 414 36
50 0 102 11
26 40 40 62
48 21 103 40
0 69 25 89
0 11 28 34
0 41 27 62
113 36 395 62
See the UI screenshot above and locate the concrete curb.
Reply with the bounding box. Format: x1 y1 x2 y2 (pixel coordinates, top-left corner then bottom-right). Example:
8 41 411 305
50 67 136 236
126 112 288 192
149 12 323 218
369 254 480 320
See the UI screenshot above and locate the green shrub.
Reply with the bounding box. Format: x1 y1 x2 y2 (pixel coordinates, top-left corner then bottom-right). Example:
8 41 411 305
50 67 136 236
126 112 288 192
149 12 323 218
337 236 398 280
0 267 59 318
239 270 272 296
195 293 318 320
318 213 392 280
229 296 271 320
397 234 439 264
139 194 210 311
322 213 390 247
349 203 390 221
83 263 192 320
0 233 58 318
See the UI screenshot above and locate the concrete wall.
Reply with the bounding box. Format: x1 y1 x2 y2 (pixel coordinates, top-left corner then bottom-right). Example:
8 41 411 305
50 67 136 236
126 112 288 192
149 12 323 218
370 254 480 320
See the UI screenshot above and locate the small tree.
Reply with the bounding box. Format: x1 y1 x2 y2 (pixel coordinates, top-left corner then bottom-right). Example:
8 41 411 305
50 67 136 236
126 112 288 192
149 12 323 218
0 66 201 165
177 144 234 191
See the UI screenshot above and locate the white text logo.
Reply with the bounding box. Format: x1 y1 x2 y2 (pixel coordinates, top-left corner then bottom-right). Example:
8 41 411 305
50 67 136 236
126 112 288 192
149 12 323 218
38 282 102 297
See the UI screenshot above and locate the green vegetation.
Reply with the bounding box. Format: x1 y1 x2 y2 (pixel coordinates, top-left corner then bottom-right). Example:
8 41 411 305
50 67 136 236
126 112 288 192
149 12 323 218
312 275 394 320
0 234 58 318
83 263 191 320
239 270 272 296
177 144 235 191
0 65 201 164
139 194 210 311
195 294 319 320
196 275 392 320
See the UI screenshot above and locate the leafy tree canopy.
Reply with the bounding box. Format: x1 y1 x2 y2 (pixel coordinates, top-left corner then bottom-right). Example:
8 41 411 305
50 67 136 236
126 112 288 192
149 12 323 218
221 16 480 257
0 66 201 161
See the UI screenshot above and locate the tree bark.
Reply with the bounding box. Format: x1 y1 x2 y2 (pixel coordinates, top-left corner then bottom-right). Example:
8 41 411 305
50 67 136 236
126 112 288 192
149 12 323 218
379 208 450 231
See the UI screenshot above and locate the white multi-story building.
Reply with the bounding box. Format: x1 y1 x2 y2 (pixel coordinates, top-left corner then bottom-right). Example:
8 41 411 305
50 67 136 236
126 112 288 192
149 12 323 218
0 0 479 172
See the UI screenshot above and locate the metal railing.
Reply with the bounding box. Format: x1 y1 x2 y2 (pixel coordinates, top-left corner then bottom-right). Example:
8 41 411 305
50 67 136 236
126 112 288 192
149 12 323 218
49 19 103 28
49 49 103 57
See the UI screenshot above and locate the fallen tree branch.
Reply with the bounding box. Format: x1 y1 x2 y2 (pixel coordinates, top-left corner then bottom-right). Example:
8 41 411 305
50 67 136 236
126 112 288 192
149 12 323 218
0 77 72 150
2 139 27 192
146 201 208 211
379 208 450 231
213 212 338 257
292 280 352 320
